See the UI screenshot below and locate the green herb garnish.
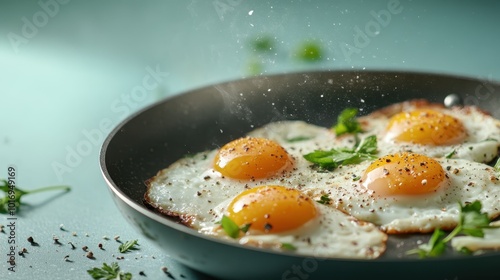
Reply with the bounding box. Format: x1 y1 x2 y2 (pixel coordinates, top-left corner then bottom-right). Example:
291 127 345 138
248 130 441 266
87 262 132 280
304 135 378 171
118 240 140 253
221 215 251 238
494 158 500 172
445 150 456 159
281 243 297 251
406 201 498 258
332 108 363 136
250 36 275 53
316 195 331 205
295 41 323 62
286 136 312 143
0 179 70 214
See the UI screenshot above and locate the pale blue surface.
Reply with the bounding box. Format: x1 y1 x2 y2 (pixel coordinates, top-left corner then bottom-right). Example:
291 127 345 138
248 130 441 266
1 1 500 279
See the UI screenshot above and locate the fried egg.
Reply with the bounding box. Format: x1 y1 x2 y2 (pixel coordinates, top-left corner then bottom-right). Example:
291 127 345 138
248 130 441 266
308 152 500 234
356 100 500 163
201 186 386 259
145 134 387 259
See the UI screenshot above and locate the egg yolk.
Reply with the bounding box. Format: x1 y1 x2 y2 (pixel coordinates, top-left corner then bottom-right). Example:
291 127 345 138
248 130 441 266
226 185 317 233
361 152 446 196
384 109 466 145
213 137 292 180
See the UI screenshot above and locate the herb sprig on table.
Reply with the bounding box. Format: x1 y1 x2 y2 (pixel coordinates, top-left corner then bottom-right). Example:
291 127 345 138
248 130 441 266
0 179 71 214
119 239 140 253
87 262 132 280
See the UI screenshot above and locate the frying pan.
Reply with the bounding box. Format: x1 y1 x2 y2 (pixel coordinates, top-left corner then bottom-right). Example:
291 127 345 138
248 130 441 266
100 70 500 280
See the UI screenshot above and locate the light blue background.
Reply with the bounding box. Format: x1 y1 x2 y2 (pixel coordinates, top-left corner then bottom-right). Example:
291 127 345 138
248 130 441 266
1 1 500 279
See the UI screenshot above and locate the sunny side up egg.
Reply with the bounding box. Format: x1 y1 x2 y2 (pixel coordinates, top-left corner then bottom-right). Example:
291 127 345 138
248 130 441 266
307 152 500 234
144 123 387 259
354 99 500 163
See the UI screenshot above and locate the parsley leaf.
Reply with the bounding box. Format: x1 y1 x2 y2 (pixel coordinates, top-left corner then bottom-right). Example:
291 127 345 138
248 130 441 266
87 262 132 280
445 150 456 159
304 135 378 170
0 179 70 214
118 240 140 253
295 41 323 62
221 215 251 238
406 229 447 258
494 158 500 172
407 200 499 258
286 136 312 143
459 201 491 237
332 108 363 136
316 195 331 205
221 215 240 238
281 243 297 251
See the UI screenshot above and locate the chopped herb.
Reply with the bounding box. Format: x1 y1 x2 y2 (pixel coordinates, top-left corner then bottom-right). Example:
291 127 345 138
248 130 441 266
286 136 312 143
0 179 70 214
304 135 378 171
406 229 446 258
87 262 132 280
118 240 139 253
221 215 240 238
221 215 247 239
295 41 323 62
240 223 252 233
406 200 499 258
281 243 297 251
250 36 275 53
494 158 500 172
445 150 456 159
332 108 363 136
246 58 264 76
316 195 331 205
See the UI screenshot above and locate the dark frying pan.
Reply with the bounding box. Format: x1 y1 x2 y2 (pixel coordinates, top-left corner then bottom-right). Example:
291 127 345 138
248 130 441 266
100 70 500 280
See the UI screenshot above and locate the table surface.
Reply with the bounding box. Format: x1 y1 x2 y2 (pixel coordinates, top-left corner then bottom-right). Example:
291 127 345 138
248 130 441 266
1 1 500 279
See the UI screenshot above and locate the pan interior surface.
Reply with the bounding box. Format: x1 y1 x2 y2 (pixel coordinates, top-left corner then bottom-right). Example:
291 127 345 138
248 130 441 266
101 70 500 280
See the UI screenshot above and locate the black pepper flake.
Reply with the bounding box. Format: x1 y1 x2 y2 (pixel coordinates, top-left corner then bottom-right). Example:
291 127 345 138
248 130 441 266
27 236 38 246
82 245 89 251
68 242 76 250
139 271 146 276
264 223 273 232
161 266 175 279
86 251 94 259
98 243 104 250
53 236 61 245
